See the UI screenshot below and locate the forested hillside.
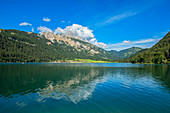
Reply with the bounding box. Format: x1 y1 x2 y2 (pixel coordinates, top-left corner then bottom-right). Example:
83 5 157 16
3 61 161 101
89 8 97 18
108 47 142 59
0 29 118 62
122 32 170 64
1 29 158 63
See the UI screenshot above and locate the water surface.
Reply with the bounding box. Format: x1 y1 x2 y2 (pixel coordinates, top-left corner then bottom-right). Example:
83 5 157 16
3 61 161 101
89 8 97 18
0 63 170 113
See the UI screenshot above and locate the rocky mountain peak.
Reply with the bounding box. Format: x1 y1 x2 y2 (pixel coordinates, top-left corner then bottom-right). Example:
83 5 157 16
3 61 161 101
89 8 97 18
40 31 101 55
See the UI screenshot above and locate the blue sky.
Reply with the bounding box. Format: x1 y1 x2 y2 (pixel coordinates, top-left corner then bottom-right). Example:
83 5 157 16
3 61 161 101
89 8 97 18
0 0 170 51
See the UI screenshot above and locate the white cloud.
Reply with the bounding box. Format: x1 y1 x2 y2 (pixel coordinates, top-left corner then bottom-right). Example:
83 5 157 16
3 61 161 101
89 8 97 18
68 21 70 23
19 22 32 26
61 21 65 23
106 12 137 24
123 40 132 44
43 17 51 22
133 38 160 44
32 28 34 32
89 38 96 43
53 24 108 49
95 42 108 49
54 27 65 34
107 38 160 51
37 26 52 34
89 38 108 49
54 24 94 40
96 11 137 26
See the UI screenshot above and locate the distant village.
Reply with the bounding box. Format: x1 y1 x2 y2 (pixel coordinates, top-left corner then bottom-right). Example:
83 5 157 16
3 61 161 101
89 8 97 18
52 60 87 63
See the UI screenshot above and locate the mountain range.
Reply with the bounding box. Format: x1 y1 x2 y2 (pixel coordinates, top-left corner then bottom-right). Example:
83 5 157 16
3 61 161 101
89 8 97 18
0 29 143 62
108 47 142 59
2 28 169 64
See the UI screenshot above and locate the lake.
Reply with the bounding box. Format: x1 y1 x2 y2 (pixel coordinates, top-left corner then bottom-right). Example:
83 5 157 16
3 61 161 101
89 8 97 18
0 63 170 113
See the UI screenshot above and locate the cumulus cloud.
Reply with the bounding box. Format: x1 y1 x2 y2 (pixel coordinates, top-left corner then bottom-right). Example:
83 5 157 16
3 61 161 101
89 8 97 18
61 21 65 23
54 24 94 39
43 17 51 22
89 38 108 49
37 26 52 34
19 22 32 26
95 42 108 49
54 24 108 48
54 27 65 34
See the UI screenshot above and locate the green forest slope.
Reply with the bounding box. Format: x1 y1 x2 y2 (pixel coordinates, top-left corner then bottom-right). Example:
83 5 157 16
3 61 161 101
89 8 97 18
122 32 170 64
0 29 118 62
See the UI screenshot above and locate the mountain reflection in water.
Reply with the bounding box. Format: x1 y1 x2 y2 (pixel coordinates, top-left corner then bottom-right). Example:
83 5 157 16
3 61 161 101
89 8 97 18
0 63 170 113
38 67 107 103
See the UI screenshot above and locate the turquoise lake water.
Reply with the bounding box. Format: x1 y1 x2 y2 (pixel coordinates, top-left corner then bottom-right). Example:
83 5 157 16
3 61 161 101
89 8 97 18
0 63 170 113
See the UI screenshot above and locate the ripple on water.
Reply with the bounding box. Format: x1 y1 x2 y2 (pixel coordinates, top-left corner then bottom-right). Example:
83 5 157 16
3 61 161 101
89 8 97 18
0 63 170 113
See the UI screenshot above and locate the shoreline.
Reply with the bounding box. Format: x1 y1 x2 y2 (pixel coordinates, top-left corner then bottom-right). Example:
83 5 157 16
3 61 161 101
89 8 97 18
0 62 169 65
